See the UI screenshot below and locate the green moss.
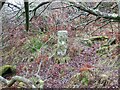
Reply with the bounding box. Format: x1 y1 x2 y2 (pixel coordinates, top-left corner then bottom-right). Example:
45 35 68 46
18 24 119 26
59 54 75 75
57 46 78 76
81 77 89 86
0 65 16 77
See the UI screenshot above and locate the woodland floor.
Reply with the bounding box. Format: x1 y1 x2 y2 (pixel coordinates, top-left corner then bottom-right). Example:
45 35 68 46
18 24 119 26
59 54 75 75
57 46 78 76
0 22 119 88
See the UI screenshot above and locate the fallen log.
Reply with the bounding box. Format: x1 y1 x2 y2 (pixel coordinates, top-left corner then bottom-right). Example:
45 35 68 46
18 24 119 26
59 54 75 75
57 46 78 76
0 75 36 88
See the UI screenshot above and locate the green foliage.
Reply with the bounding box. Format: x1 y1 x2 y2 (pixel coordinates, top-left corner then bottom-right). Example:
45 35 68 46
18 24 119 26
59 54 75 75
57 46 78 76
24 37 43 53
80 71 93 86
81 77 89 86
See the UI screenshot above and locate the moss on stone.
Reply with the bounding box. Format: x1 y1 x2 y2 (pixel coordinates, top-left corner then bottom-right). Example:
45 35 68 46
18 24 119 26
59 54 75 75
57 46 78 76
0 65 16 77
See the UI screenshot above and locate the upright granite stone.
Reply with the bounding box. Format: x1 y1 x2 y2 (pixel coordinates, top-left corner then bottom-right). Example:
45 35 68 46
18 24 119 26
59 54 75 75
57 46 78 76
57 30 68 56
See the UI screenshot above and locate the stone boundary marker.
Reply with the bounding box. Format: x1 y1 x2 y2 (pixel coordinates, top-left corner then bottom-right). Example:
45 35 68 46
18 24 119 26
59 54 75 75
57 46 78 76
57 30 68 56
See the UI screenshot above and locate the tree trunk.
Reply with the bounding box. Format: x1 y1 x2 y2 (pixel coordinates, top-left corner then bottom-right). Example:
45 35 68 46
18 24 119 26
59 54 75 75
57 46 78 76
24 0 29 32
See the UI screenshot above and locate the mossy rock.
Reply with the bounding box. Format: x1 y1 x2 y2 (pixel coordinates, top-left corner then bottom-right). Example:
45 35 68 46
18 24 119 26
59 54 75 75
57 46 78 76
0 65 16 77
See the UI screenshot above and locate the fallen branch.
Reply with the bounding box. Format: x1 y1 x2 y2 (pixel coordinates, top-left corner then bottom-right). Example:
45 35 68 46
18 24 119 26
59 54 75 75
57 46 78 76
0 76 8 85
0 76 36 88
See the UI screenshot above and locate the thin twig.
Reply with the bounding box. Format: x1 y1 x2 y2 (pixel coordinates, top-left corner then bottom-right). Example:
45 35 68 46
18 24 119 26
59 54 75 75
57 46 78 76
90 20 111 35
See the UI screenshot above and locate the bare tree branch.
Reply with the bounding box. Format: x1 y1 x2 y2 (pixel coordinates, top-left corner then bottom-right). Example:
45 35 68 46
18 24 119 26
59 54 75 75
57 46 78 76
81 17 101 30
0 0 6 10
6 2 21 10
93 1 102 9
90 20 111 35
32 1 50 15
68 1 120 22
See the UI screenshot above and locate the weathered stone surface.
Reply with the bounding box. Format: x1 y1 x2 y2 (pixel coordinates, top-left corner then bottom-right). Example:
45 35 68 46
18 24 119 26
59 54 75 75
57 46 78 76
57 30 68 56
